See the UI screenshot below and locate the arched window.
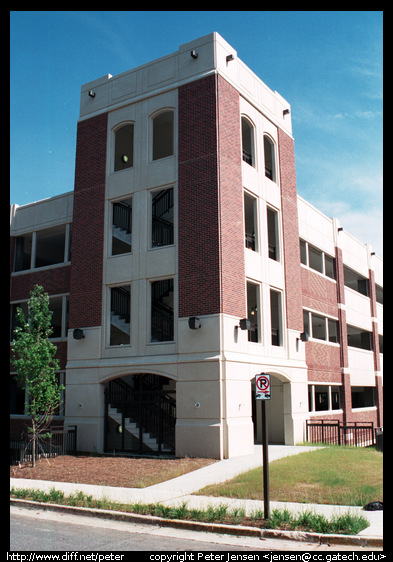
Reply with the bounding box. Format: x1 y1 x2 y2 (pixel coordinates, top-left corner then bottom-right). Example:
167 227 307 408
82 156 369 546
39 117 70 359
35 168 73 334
152 110 174 161
264 135 276 182
241 117 255 167
114 124 134 172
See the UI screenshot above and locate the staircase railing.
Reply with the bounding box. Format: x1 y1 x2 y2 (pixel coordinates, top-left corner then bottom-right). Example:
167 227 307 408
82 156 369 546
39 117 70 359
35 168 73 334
105 377 176 454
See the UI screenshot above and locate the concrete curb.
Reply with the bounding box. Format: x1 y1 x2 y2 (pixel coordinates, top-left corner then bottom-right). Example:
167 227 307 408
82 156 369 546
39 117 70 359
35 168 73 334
10 497 383 548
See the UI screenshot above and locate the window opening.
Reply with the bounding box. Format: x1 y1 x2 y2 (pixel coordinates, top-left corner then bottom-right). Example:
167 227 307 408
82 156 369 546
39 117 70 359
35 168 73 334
299 239 335 279
49 296 63 339
11 296 68 340
308 385 341 412
347 324 373 351
241 117 254 166
270 289 282 346
300 240 307 266
375 285 383 304
112 198 132 255
152 111 174 161
264 135 276 181
303 310 339 343
14 233 33 272
267 207 279 261
35 225 67 269
152 188 174 247
151 279 174 342
110 285 131 346
315 385 329 411
312 313 327 341
247 281 260 343
244 193 257 251
325 255 335 279
114 124 134 171
344 266 369 297
351 386 375 408
308 245 323 274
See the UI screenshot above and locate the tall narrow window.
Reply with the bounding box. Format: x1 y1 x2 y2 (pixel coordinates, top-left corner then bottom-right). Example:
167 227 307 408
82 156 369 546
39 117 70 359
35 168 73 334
152 188 174 247
151 279 174 342
241 117 255 167
270 289 282 346
35 225 67 268
152 111 174 161
267 207 280 261
112 198 132 255
244 192 257 251
110 285 131 346
14 233 33 271
264 135 276 182
247 281 260 342
114 124 134 171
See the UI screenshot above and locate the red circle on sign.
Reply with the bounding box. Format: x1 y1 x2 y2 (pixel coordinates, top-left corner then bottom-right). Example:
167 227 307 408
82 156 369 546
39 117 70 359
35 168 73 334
256 376 269 391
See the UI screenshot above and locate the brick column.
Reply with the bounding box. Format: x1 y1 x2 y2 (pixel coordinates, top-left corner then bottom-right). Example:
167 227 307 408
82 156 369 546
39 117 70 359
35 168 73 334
178 74 245 319
69 113 108 329
334 245 351 422
278 129 303 332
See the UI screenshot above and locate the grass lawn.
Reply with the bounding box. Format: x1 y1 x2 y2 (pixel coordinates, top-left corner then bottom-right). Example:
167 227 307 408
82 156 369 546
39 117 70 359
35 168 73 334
197 446 383 506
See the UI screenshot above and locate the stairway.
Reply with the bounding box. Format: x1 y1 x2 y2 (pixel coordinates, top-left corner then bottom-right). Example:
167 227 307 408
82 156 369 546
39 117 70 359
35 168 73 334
107 406 172 453
112 225 131 246
105 376 176 455
110 312 130 335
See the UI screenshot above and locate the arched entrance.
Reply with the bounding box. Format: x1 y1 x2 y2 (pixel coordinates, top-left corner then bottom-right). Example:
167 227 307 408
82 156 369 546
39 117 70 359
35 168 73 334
104 373 176 455
251 373 287 444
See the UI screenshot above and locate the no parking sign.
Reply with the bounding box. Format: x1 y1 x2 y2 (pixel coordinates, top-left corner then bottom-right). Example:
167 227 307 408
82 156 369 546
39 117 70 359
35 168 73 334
255 373 271 400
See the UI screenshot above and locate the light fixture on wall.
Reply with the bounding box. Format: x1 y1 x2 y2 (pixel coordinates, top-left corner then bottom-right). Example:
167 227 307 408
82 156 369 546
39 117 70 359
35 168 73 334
239 318 252 331
190 50 198 59
283 109 290 116
226 54 235 62
88 90 95 98
299 331 309 342
73 328 85 340
122 155 129 163
188 317 201 330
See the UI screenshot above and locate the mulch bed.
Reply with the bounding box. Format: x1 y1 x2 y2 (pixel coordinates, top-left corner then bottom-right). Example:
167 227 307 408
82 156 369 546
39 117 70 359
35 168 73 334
10 455 216 488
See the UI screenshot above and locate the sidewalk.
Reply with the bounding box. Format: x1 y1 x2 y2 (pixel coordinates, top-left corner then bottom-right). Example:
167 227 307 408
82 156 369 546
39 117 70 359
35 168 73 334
10 445 382 545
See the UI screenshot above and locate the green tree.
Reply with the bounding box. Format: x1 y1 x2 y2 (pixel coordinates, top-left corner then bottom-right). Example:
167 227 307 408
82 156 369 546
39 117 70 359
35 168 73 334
11 285 64 467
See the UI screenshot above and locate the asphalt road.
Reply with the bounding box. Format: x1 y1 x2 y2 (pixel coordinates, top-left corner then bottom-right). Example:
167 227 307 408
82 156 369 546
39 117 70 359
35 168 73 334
9 506 269 552
9 505 380 554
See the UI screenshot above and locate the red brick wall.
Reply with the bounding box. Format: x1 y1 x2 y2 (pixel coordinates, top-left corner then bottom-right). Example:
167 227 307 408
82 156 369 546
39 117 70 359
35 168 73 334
10 266 71 302
278 129 303 332
306 343 342 383
178 74 245 319
10 267 71 371
301 268 338 318
69 113 108 329
216 74 245 318
178 75 220 318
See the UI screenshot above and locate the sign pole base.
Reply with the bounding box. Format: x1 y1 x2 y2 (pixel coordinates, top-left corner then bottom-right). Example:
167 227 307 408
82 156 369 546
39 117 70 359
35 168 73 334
262 400 269 520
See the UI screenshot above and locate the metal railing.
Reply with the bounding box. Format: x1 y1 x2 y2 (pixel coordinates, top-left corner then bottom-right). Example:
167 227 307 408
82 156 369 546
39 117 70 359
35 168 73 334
105 378 176 455
306 419 375 447
10 426 77 465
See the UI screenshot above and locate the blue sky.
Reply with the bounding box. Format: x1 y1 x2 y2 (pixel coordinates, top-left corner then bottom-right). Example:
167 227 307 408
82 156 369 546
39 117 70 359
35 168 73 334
10 11 383 256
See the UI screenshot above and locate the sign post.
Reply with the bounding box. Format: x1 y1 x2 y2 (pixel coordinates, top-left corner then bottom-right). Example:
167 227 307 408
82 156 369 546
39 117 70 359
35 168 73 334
255 373 271 520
